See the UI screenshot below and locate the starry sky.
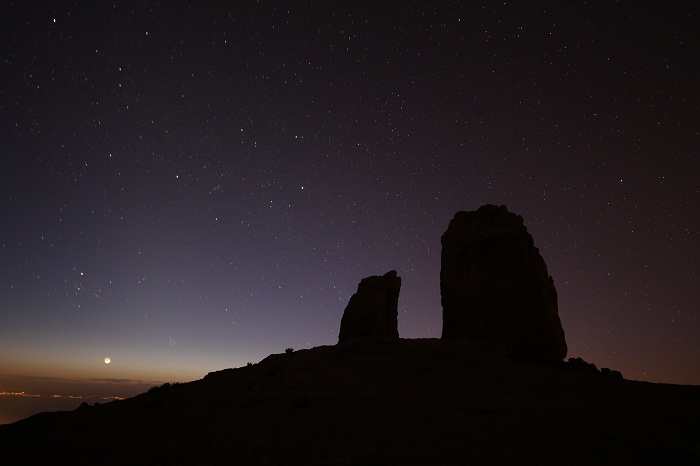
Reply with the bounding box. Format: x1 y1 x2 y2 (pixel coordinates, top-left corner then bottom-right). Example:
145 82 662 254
1 0 699 408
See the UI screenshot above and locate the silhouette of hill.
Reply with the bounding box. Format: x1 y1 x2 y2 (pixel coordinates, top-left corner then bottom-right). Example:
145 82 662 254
1 339 698 465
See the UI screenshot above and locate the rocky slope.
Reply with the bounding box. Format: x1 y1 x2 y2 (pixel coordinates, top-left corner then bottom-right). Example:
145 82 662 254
1 339 698 465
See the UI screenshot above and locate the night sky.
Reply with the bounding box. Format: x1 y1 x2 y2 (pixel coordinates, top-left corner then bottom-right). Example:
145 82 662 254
2 0 699 413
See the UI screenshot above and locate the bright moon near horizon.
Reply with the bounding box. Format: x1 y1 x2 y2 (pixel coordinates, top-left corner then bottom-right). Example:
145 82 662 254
104 357 111 364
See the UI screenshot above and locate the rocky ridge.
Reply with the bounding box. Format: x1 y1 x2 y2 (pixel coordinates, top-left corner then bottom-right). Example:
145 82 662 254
0 339 697 465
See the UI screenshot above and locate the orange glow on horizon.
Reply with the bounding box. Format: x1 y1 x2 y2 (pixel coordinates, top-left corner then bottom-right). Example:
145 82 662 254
0 391 41 398
0 391 124 401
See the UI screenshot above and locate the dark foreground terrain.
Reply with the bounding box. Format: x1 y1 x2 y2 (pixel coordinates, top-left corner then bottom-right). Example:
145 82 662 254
1 339 698 465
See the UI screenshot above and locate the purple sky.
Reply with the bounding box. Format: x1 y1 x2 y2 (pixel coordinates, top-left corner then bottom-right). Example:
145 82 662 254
1 0 698 417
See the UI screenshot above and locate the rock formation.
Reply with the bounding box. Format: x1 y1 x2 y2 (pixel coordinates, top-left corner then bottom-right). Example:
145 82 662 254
338 270 401 343
440 204 567 362
565 357 623 379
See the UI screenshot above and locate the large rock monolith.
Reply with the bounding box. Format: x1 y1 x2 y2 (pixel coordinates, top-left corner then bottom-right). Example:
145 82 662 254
338 270 401 344
440 205 567 362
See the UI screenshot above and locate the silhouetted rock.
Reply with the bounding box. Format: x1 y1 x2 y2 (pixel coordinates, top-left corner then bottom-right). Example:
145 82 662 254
601 367 624 379
561 358 624 379
440 204 567 362
566 357 599 375
338 270 401 343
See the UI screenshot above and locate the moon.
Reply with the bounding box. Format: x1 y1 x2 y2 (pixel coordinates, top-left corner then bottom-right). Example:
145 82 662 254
104 357 111 364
